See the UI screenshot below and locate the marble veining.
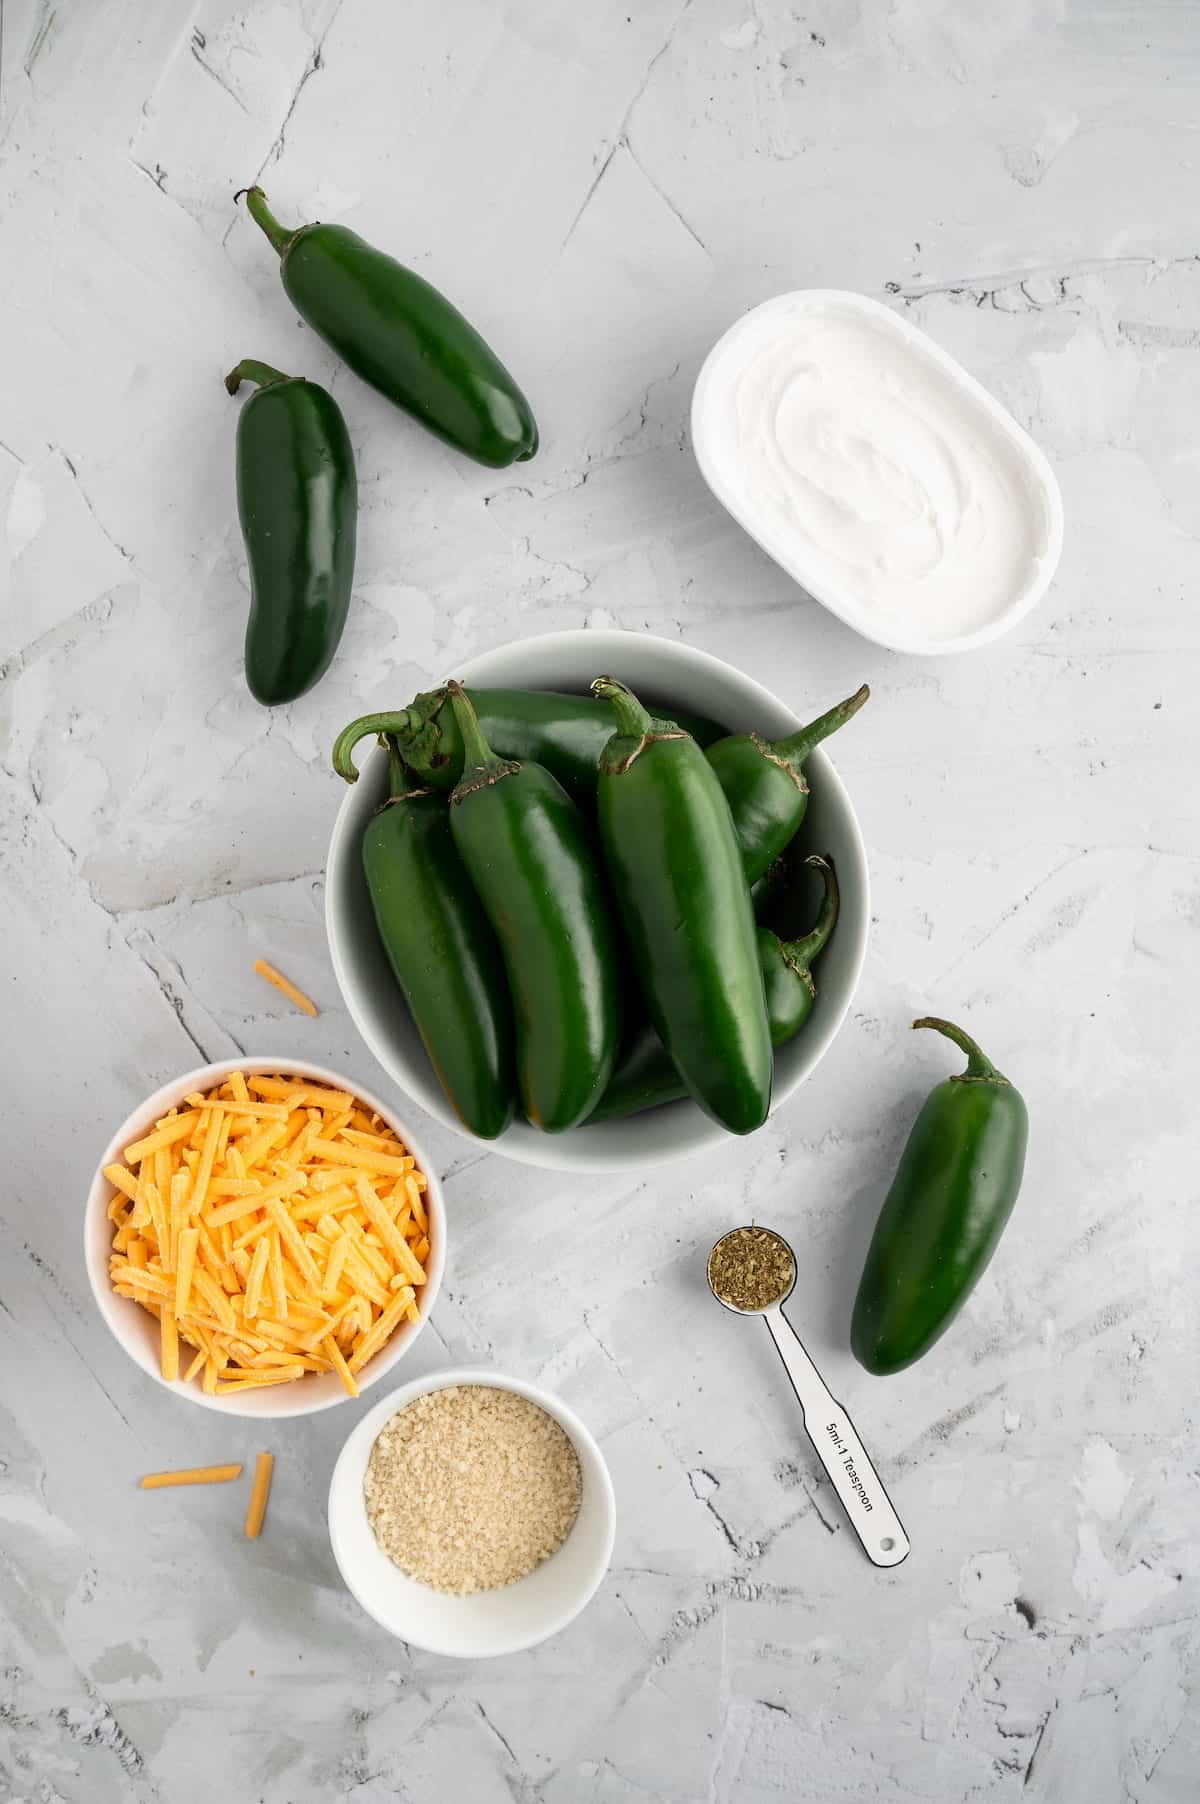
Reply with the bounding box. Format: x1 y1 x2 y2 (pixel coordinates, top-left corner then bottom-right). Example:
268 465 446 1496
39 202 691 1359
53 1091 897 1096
1 1 1197 1798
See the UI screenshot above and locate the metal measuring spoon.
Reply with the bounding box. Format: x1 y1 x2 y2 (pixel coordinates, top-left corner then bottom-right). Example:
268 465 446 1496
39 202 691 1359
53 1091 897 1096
707 1225 910 1568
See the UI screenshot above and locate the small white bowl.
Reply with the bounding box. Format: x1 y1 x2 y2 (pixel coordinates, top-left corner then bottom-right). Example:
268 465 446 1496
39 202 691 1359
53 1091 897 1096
326 628 869 1171
328 1368 616 1658
83 1057 446 1418
692 289 1064 655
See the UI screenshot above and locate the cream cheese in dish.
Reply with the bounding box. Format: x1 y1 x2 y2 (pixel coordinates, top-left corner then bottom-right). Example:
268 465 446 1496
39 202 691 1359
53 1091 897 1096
692 292 1062 652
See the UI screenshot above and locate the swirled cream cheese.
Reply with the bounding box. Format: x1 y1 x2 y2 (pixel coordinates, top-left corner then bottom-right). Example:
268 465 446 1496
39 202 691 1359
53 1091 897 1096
693 294 1061 649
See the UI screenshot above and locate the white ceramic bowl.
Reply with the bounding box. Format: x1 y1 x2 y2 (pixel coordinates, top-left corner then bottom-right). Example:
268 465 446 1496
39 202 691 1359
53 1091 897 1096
326 628 869 1170
692 290 1064 655
328 1367 616 1657
83 1057 446 1418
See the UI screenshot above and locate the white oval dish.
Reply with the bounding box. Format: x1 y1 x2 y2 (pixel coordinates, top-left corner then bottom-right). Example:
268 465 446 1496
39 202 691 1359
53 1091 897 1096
328 1368 616 1658
692 289 1064 655
83 1057 446 1418
325 629 869 1172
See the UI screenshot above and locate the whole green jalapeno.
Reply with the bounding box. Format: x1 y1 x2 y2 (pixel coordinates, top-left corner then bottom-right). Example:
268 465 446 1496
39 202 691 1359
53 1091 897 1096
591 677 772 1136
445 685 621 1132
359 737 515 1140
851 1018 1029 1375
706 685 869 884
593 855 838 1121
238 187 537 469
226 359 356 705
757 854 839 1047
332 689 723 805
752 831 825 937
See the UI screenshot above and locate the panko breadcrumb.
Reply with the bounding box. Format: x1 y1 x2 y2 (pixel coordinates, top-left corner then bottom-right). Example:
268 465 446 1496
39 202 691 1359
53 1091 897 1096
364 1385 582 1594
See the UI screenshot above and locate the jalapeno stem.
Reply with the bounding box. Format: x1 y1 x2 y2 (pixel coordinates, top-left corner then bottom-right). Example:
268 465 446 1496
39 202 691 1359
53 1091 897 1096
590 676 653 739
913 1016 1007 1083
332 711 426 783
780 855 839 969
447 682 511 776
224 359 293 396
773 685 870 770
238 185 298 256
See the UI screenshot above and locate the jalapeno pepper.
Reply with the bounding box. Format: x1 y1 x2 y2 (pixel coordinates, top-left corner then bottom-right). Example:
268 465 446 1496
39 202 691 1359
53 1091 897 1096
592 677 772 1135
706 685 869 884
446 685 621 1132
851 1018 1028 1375
752 831 823 937
593 855 838 1120
332 689 723 803
226 359 356 705
758 854 839 1046
359 738 515 1140
238 187 537 469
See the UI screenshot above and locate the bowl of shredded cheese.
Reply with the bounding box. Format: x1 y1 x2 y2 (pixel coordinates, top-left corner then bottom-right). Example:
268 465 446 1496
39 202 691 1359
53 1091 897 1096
328 1369 616 1656
83 1058 445 1417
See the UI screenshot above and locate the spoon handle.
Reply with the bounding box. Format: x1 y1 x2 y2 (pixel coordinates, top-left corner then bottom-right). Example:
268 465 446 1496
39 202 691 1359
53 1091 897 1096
762 1306 910 1568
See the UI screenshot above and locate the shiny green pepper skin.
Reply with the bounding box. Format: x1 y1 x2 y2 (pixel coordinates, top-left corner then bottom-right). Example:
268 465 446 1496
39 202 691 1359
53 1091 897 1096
851 1019 1029 1375
240 187 537 469
592 678 772 1135
361 740 515 1140
446 687 621 1132
332 689 723 806
706 685 869 883
227 360 356 706
593 855 838 1121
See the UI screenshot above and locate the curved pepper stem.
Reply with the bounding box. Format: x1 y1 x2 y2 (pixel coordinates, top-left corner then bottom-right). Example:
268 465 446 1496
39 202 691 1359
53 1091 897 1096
444 682 501 768
590 676 653 740
913 1016 1007 1084
224 359 293 396
781 855 839 969
238 185 299 256
772 684 870 773
332 711 425 783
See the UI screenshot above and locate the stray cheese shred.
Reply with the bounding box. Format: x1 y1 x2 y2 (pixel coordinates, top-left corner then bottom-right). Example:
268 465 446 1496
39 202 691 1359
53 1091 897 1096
140 1464 243 1489
253 959 318 1017
244 1451 274 1538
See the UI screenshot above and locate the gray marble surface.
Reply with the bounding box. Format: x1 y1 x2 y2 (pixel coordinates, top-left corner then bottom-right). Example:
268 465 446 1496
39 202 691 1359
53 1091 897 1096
2 2 1197 1799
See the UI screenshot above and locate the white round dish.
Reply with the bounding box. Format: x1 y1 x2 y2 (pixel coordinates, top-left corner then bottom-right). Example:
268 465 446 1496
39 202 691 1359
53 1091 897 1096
326 628 869 1171
83 1057 446 1418
692 290 1064 656
327 1368 616 1658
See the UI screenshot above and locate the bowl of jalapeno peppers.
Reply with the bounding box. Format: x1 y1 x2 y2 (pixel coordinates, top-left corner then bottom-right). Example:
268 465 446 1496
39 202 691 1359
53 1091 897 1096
325 630 869 1171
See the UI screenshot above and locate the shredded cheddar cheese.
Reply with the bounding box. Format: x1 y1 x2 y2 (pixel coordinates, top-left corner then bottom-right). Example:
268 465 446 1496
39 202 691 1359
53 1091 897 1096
244 1451 274 1537
140 1464 243 1489
253 959 318 1017
106 1072 432 1397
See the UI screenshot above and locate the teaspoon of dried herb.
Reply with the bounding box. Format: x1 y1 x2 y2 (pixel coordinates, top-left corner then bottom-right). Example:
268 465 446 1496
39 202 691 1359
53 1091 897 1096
704 1224 911 1568
707 1225 796 1313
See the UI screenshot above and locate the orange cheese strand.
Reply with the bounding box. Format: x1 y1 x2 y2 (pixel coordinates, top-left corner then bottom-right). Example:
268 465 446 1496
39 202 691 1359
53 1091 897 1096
140 1464 242 1489
253 960 317 1017
244 1452 275 1538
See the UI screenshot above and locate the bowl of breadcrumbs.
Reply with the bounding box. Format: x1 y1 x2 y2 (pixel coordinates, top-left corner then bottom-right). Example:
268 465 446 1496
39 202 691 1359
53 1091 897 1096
328 1369 616 1656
